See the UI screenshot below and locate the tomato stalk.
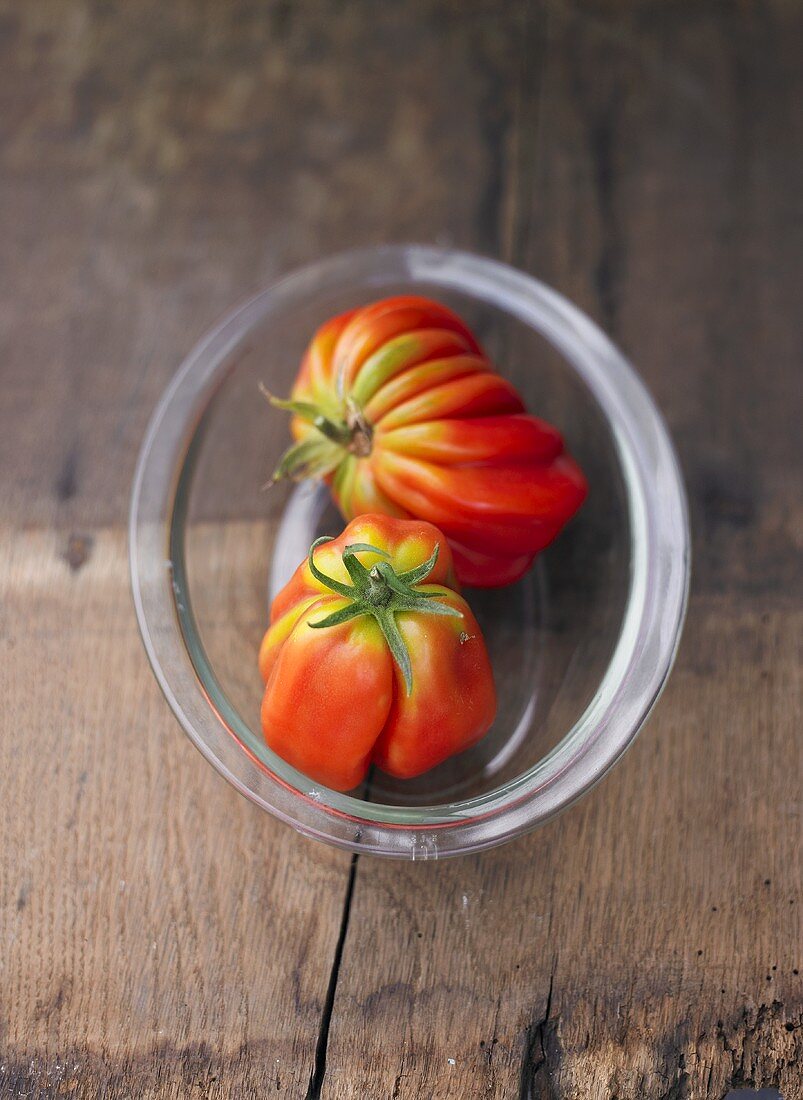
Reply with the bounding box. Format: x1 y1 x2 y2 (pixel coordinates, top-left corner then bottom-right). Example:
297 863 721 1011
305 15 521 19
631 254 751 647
305 537 461 695
265 389 373 480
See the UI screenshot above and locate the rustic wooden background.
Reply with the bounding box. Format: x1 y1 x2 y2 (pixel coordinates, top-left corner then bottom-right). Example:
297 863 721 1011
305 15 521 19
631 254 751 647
1 1 801 1097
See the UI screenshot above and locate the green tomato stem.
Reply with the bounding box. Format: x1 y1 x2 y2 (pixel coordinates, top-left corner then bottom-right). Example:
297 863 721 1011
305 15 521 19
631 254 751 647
305 537 461 695
265 387 374 480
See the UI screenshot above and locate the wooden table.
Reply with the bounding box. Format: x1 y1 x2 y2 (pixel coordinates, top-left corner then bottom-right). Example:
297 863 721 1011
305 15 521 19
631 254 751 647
2 3 801 1097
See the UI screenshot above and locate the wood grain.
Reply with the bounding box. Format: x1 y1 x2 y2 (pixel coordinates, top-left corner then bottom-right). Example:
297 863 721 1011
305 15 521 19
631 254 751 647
1 1 801 1098
0 525 353 1098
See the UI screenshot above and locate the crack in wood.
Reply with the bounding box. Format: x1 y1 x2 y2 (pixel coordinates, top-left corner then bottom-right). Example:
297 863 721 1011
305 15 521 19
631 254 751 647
305 853 358 1100
484 993 503 1095
55 443 79 502
588 94 622 336
505 0 548 271
519 967 556 1100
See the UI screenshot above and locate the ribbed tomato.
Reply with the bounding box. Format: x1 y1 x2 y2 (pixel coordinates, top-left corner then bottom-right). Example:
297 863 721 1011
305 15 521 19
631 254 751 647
270 295 586 587
259 515 496 792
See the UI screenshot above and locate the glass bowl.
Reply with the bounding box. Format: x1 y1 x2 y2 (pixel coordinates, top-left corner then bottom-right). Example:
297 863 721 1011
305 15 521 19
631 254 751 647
129 245 689 858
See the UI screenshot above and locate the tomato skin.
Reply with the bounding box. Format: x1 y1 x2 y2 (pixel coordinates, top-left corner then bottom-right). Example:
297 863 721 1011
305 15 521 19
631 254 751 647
369 588 495 779
282 296 587 587
261 597 394 792
259 515 497 792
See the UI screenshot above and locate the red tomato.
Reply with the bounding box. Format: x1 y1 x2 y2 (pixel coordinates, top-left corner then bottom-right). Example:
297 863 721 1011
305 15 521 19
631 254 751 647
259 515 496 791
269 296 587 586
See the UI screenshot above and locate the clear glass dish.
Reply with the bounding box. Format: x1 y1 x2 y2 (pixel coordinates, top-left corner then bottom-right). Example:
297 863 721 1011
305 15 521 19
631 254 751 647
129 245 689 858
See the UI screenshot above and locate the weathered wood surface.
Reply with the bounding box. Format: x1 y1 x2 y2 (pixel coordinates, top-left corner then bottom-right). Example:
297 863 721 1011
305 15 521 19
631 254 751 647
0 2 800 1098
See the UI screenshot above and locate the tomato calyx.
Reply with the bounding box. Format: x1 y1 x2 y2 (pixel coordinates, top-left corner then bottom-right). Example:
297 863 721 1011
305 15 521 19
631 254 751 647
305 536 461 695
266 389 373 481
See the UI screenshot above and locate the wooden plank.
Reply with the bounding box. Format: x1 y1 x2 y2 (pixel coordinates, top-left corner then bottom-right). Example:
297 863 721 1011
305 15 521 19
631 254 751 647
321 2 803 1097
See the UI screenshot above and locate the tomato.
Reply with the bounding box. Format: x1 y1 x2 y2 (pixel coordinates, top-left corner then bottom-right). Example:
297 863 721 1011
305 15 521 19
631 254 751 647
259 515 497 792
269 295 587 586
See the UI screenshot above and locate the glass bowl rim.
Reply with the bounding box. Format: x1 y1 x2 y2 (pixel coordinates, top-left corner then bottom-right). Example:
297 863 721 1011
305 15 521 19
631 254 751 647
129 244 690 858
